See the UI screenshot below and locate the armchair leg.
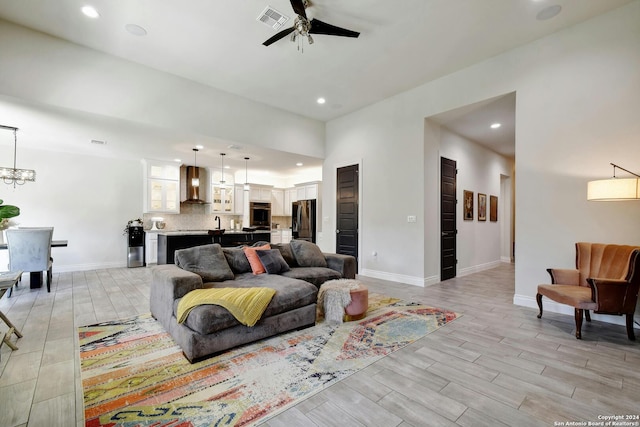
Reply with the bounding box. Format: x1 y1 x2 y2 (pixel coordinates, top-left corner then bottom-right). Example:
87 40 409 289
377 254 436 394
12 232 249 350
585 310 591 322
626 314 636 341
46 268 52 293
536 293 543 319
574 309 583 339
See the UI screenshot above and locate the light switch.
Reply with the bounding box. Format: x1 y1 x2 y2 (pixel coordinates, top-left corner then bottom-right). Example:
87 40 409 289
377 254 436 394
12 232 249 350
407 215 417 223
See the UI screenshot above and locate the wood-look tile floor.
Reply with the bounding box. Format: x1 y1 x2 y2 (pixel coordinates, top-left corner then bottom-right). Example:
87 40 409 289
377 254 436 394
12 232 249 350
1 263 638 427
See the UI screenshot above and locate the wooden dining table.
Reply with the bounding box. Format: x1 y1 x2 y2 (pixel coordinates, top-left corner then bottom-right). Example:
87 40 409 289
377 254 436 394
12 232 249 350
0 240 68 288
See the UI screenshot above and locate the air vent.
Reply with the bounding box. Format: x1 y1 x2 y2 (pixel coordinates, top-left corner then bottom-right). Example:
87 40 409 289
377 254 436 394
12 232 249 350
257 6 289 30
90 139 107 145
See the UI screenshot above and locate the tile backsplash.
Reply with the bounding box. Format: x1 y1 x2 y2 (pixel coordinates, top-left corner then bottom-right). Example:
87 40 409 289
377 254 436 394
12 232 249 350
142 203 291 231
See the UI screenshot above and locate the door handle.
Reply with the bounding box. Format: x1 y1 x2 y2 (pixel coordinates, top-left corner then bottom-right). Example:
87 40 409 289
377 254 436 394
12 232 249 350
442 232 447 236
336 229 340 234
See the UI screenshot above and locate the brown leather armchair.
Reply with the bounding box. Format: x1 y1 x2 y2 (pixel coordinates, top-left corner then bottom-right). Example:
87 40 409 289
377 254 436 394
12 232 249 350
536 242 640 340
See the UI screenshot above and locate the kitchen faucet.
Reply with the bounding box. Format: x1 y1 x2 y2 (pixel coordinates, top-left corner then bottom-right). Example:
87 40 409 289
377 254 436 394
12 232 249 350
214 215 221 230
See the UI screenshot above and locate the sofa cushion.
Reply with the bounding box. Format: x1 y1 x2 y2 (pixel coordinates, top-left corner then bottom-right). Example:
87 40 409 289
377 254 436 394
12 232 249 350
290 240 327 268
244 244 271 274
222 246 252 274
176 275 318 335
271 243 299 268
257 249 291 274
281 267 342 287
174 244 234 282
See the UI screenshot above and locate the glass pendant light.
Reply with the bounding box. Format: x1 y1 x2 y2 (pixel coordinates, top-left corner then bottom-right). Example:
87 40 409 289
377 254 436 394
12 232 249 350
244 157 250 191
191 148 200 188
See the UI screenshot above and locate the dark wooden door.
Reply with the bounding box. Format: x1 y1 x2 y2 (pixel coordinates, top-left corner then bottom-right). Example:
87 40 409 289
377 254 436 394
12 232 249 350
336 165 359 265
441 157 457 281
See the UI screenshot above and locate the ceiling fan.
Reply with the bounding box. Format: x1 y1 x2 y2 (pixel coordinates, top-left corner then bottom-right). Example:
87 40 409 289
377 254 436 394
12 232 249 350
262 0 360 48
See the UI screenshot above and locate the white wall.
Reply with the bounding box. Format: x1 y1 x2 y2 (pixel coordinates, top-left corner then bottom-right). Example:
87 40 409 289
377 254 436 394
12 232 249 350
0 147 141 271
324 1 640 324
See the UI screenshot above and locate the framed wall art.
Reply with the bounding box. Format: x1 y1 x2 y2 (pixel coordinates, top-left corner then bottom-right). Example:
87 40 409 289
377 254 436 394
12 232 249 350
463 190 474 220
490 195 498 222
478 193 487 221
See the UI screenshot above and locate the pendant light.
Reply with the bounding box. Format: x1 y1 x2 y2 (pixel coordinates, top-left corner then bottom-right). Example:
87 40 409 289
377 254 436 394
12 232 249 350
0 124 36 188
191 148 200 188
244 157 250 191
219 153 226 187
587 163 640 201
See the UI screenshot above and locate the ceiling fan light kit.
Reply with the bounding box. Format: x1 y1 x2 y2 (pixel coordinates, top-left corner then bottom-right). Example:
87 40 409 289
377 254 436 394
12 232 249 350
262 0 359 51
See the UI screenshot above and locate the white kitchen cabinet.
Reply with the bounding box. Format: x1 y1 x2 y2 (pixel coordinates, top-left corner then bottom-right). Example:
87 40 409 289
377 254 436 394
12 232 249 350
142 159 180 214
249 186 273 202
284 188 297 216
210 169 234 213
271 230 282 244
211 185 234 213
145 231 159 264
234 185 245 215
295 182 320 201
281 229 292 243
271 189 285 216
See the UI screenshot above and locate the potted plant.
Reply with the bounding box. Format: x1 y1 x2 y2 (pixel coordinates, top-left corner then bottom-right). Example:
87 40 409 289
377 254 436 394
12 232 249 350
0 199 20 243
123 218 144 235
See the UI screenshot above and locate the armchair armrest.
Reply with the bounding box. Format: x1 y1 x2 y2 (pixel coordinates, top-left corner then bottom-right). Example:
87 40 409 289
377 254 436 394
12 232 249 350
150 265 203 323
587 277 637 314
324 253 356 279
546 268 579 285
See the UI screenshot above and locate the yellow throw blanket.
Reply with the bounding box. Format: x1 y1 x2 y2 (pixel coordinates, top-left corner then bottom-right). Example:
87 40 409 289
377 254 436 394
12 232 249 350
177 287 276 327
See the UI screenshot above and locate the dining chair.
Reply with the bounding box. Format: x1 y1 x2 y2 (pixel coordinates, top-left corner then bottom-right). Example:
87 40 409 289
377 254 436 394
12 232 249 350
6 227 54 293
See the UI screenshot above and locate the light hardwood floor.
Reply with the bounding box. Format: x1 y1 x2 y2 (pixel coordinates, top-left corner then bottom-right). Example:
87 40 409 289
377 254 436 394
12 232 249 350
0 263 638 427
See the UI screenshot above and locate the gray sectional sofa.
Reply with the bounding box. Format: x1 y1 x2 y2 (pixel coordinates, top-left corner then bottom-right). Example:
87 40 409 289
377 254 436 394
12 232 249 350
150 239 356 362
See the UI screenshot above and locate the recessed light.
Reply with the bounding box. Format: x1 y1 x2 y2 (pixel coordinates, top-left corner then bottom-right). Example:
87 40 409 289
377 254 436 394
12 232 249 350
536 5 561 21
296 162 303 167
490 123 501 129
317 98 326 105
125 24 147 36
81 5 100 18
174 158 181 163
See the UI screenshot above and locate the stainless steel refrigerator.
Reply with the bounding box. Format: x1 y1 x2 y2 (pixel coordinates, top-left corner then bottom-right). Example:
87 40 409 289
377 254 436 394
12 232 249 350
292 199 316 243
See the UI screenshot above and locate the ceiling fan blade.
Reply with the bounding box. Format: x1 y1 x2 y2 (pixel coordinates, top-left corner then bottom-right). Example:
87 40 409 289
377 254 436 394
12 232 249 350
309 19 359 38
262 27 296 46
290 0 308 19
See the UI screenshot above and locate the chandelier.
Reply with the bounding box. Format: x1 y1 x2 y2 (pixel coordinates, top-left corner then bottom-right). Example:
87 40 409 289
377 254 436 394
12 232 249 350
0 125 36 187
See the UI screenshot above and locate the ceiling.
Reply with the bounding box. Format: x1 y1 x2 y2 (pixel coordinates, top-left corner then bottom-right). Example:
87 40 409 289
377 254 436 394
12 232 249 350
429 93 516 158
0 0 632 166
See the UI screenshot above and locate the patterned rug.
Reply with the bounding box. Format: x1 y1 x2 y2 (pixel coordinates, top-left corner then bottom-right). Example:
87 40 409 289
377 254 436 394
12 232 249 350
79 294 459 427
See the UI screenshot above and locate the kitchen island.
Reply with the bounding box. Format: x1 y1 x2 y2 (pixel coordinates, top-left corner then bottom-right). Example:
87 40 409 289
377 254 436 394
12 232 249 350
156 230 271 264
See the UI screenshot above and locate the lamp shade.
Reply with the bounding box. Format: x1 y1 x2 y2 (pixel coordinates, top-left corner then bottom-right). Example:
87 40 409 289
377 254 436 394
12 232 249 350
587 178 640 201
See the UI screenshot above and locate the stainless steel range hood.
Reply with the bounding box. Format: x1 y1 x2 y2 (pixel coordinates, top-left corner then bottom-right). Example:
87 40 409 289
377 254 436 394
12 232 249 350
183 166 206 204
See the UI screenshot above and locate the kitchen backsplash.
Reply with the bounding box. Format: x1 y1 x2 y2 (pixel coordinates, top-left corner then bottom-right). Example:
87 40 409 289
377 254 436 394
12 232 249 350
142 204 291 231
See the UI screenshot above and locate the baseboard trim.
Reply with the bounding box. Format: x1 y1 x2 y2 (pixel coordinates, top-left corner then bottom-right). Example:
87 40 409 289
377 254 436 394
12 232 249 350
359 269 438 287
513 294 636 328
457 260 505 277
54 262 128 273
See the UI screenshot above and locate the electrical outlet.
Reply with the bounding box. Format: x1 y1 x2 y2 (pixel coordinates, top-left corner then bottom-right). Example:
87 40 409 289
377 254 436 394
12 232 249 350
407 215 417 223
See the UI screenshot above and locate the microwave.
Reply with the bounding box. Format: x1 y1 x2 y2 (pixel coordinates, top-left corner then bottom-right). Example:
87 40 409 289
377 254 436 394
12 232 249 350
250 202 271 227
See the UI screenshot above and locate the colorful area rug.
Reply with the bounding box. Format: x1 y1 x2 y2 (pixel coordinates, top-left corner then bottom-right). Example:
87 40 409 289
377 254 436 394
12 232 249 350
79 294 459 427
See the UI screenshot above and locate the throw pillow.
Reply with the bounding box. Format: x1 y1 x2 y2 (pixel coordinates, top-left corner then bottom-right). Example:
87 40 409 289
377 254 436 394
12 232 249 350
289 239 327 267
256 249 291 274
243 243 271 275
271 243 298 268
222 246 252 273
174 244 234 282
